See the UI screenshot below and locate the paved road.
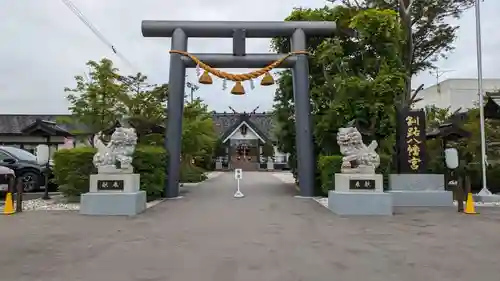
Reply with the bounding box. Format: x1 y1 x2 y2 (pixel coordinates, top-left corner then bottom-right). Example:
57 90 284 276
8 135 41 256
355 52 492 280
1 172 500 281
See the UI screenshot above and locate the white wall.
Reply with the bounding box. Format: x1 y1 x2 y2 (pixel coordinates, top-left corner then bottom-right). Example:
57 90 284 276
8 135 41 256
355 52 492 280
415 78 500 111
230 128 260 140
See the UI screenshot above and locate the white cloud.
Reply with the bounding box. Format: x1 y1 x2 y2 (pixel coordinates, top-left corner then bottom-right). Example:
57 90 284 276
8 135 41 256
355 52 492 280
0 0 498 113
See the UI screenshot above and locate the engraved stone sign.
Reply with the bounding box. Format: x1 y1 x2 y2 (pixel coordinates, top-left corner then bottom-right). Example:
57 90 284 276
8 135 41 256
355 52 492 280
97 180 124 191
349 179 376 190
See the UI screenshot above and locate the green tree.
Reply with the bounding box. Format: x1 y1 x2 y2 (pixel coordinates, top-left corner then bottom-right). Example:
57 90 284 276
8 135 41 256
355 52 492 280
118 72 169 140
181 98 217 161
328 0 475 100
425 105 452 128
423 104 500 172
63 58 126 137
273 7 406 184
178 98 217 174
459 109 500 164
63 59 168 145
118 72 168 123
424 105 452 172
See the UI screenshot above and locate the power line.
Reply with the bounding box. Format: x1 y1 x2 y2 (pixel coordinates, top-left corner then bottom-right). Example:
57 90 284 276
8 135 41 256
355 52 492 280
60 0 139 72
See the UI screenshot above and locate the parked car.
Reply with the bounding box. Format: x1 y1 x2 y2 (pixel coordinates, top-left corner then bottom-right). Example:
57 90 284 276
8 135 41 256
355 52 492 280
0 146 53 192
0 165 15 193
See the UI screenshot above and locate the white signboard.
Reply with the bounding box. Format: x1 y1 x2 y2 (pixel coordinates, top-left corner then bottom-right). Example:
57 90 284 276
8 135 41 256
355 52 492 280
233 168 244 198
234 168 243 180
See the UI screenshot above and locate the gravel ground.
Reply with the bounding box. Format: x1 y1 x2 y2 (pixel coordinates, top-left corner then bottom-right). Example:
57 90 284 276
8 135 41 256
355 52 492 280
1 172 500 281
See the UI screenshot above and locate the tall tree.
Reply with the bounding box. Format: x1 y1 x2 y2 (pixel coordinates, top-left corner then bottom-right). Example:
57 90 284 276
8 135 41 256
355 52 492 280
118 72 168 138
118 73 168 123
181 98 217 162
63 58 126 144
63 58 168 145
273 6 406 184
328 0 475 100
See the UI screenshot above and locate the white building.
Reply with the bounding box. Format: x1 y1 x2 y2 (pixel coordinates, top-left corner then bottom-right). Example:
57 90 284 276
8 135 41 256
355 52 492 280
415 78 500 111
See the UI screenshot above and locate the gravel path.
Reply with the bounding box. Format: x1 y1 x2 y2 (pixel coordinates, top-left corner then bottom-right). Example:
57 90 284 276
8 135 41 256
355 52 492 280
1 171 500 281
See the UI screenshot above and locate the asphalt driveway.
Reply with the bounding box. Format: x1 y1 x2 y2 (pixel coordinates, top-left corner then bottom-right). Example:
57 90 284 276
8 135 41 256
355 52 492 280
0 172 499 281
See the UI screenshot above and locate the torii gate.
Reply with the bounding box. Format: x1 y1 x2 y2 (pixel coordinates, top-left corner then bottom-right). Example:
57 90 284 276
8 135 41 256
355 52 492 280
141 20 338 198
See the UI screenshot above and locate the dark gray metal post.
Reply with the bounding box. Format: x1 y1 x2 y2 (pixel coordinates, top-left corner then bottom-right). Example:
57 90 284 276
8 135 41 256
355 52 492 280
291 29 315 197
166 28 187 198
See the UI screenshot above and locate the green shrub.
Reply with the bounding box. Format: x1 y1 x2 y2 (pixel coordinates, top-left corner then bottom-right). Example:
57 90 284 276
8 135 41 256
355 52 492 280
467 163 500 193
317 154 392 195
180 161 207 183
194 155 214 171
426 154 500 194
53 145 211 200
133 146 168 200
52 147 96 200
317 155 342 194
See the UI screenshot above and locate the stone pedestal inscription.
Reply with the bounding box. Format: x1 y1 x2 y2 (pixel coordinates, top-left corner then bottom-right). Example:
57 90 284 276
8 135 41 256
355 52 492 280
335 173 383 193
97 180 124 191
349 179 375 190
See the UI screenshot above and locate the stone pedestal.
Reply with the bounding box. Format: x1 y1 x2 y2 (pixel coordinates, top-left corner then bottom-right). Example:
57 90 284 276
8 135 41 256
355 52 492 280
388 174 453 207
80 173 146 216
473 194 500 203
328 174 392 216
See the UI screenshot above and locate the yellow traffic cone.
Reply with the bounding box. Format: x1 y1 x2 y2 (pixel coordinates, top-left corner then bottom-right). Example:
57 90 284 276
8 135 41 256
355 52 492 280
464 193 478 215
2 192 15 215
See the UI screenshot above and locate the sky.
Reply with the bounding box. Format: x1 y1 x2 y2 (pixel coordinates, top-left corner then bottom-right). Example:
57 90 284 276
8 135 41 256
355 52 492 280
0 0 499 114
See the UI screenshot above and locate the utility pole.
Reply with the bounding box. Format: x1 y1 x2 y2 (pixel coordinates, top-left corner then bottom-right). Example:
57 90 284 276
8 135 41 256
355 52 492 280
474 0 490 195
430 68 455 93
186 82 199 103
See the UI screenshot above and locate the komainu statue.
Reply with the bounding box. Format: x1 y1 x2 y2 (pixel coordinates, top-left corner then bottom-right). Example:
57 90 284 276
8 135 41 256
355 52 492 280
92 127 138 173
336 122 380 174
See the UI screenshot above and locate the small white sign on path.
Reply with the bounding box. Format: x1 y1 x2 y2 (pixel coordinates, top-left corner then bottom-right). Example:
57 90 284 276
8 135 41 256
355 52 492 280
234 168 244 198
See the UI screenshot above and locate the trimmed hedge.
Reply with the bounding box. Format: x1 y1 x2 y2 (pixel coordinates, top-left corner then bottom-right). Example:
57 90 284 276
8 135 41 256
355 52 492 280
180 161 208 183
460 163 500 193
53 146 206 201
317 154 392 195
133 146 167 200
52 147 96 200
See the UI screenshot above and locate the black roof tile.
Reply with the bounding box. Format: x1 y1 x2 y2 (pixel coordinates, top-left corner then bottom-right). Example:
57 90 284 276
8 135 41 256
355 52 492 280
0 113 276 139
0 114 89 135
212 112 275 139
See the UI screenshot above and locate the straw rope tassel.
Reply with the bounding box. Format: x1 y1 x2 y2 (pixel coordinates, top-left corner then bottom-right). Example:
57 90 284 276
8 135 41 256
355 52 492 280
169 50 309 82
